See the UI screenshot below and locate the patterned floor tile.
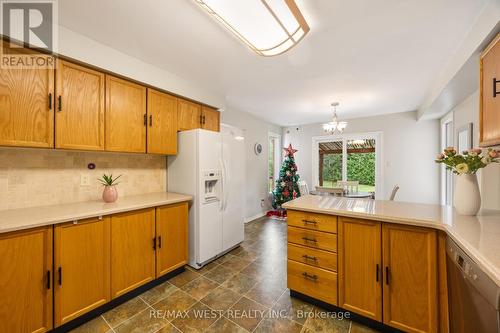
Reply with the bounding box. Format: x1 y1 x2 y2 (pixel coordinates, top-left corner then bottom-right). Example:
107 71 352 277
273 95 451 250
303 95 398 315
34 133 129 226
254 317 304 333
222 273 259 294
114 308 169 333
102 297 149 328
226 296 269 332
70 316 112 333
200 286 242 311
151 290 197 320
205 317 248 333
140 281 178 306
171 302 220 333
180 276 219 300
169 269 201 288
203 265 237 284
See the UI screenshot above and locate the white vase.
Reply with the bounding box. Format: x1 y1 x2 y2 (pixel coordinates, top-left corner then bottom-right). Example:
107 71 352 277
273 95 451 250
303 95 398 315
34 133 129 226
453 174 481 216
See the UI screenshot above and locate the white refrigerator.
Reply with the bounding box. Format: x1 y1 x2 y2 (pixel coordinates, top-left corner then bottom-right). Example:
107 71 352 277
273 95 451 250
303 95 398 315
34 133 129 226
167 125 245 269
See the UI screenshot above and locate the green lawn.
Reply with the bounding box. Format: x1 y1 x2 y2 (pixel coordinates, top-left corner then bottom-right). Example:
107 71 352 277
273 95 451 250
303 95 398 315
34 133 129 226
322 180 375 193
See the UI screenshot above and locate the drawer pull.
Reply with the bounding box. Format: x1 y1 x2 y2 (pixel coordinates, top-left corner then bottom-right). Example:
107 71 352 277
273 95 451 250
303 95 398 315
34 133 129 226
302 237 317 243
302 219 317 225
302 272 318 281
302 254 318 262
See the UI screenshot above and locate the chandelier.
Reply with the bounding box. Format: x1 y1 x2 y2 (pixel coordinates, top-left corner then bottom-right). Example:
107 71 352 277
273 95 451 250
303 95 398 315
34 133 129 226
323 102 347 134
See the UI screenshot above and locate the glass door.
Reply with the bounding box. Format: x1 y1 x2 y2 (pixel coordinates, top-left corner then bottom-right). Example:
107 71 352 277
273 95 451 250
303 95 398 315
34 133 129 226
346 139 376 193
318 140 343 188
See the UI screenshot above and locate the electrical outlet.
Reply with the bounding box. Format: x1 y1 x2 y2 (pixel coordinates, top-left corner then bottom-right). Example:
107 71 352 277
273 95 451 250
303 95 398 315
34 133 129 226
80 174 90 186
261 199 265 207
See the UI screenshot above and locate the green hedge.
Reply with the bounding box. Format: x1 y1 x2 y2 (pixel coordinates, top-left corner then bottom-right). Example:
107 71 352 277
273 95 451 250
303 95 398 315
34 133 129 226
322 152 375 186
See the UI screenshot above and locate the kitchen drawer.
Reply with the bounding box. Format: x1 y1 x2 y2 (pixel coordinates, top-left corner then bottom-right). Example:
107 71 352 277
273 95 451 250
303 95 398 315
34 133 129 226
288 243 337 272
288 210 337 234
287 259 338 305
288 226 337 253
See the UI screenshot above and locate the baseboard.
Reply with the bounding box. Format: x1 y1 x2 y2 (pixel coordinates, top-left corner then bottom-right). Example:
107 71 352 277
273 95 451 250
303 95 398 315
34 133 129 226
244 212 266 223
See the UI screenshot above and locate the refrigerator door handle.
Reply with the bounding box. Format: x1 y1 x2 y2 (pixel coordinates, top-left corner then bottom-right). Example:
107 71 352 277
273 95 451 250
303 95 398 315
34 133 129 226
222 159 229 211
219 159 225 211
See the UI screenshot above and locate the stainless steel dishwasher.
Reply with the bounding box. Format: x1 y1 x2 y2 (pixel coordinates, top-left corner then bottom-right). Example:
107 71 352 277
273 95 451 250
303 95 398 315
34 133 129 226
446 237 500 333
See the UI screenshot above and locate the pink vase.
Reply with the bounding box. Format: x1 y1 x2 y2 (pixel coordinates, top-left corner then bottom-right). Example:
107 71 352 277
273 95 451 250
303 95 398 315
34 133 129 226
102 185 118 203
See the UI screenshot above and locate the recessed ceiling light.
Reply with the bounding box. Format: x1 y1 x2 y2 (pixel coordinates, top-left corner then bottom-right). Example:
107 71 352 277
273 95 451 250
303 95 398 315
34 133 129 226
194 0 310 56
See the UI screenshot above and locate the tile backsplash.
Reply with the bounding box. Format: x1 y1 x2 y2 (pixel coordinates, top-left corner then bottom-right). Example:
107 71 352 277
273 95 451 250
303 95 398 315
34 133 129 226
0 148 167 210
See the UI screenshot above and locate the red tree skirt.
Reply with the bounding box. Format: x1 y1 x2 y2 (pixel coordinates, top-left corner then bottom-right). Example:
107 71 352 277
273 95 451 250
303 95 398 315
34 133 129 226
266 209 287 221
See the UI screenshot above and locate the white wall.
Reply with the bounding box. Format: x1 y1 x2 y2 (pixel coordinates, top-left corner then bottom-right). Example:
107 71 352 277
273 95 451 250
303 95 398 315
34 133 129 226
283 111 440 204
221 109 282 221
443 90 500 210
57 26 225 109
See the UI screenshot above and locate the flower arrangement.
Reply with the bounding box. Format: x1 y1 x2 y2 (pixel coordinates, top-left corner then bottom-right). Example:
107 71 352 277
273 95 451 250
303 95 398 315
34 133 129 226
98 174 122 203
435 147 500 174
98 174 122 186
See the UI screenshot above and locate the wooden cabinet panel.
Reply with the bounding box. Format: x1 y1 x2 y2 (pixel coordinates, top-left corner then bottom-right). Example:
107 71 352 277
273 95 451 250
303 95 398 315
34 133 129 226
288 226 337 252
147 89 178 155
0 227 52 333
287 210 337 233
287 259 338 305
110 209 155 298
55 60 105 150
54 217 110 326
0 42 54 148
177 99 201 131
338 217 382 321
105 75 147 153
382 223 438 333
201 106 220 132
480 34 500 147
156 203 188 277
288 243 337 272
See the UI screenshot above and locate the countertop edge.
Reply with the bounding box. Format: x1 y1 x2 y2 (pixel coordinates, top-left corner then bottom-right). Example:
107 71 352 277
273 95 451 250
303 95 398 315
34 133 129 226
0 193 192 234
283 203 500 287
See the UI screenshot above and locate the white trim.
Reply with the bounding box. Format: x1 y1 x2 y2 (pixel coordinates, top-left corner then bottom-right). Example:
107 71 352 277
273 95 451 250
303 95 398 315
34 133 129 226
311 131 383 199
268 131 282 193
440 112 454 205
245 212 266 223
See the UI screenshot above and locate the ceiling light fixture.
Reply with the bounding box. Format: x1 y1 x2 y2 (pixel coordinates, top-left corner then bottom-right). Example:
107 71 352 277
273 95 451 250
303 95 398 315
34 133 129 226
194 0 310 56
323 102 347 134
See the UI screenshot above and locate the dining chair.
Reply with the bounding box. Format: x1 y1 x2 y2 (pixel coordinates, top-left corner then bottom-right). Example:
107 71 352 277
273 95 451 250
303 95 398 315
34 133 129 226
298 180 310 196
389 185 400 201
315 186 344 196
336 180 359 193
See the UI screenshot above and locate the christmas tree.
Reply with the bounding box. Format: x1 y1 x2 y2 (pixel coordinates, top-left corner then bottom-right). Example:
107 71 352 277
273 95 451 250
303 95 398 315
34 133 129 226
272 144 301 209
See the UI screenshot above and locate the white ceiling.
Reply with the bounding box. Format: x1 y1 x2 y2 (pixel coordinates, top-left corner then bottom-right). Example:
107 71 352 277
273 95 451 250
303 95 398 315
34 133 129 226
58 0 489 126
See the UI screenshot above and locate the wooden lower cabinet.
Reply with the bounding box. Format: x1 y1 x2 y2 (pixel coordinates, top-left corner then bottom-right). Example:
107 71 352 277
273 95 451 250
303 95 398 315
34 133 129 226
110 209 156 298
0 227 53 333
54 217 110 326
288 260 338 305
382 223 438 333
338 217 382 322
155 203 188 277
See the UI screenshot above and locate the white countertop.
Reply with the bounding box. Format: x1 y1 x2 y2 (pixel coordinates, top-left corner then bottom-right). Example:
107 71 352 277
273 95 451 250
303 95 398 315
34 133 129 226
0 192 192 234
283 195 500 287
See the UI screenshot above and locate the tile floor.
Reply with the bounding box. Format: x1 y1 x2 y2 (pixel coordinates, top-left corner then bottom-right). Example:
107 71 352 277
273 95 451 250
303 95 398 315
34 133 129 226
70 217 379 333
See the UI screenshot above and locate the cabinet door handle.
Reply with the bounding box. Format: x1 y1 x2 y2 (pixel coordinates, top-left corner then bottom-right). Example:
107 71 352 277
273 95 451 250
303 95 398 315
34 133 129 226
302 237 317 243
58 266 62 286
199 115 203 125
153 237 156 250
302 219 317 225
376 264 379 282
494 78 499 98
158 236 162 248
203 115 206 124
144 114 147 126
149 115 153 126
57 95 62 112
48 93 52 110
46 270 51 289
302 272 318 281
302 254 318 262
385 266 389 285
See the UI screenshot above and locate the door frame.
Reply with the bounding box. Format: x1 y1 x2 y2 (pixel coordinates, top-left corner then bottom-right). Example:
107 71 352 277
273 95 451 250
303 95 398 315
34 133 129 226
312 131 383 198
268 132 282 193
440 113 454 205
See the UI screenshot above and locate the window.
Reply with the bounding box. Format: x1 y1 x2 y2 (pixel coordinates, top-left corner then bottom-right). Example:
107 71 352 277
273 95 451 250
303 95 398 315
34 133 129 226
268 133 281 192
440 114 453 205
313 132 382 197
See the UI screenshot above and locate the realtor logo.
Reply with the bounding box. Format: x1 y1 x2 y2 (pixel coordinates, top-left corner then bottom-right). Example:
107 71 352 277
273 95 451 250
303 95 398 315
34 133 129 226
0 0 57 69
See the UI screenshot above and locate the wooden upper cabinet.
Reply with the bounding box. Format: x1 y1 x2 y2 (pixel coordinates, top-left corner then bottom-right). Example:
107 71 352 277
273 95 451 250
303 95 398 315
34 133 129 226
338 217 382 322
54 217 110 327
110 209 156 298
55 60 105 150
0 42 54 148
147 89 178 155
177 98 201 131
105 75 147 153
155 203 188 277
201 106 220 132
480 34 500 147
382 223 438 333
0 227 53 333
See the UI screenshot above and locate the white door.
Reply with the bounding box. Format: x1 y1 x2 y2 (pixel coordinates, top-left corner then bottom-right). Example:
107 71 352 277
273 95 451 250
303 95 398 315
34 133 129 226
221 124 245 251
197 130 223 264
